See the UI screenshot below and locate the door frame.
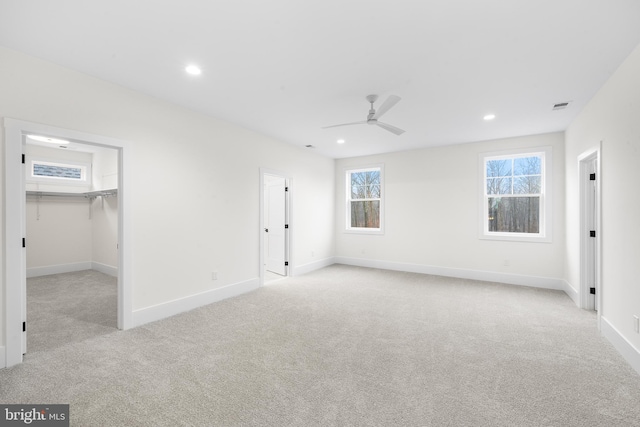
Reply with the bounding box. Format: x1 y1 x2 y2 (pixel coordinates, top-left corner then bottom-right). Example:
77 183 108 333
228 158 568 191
3 118 134 368
259 168 292 285
578 145 601 323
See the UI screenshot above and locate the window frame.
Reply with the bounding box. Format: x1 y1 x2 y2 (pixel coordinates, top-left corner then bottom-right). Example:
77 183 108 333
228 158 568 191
26 156 92 187
345 164 385 235
479 146 552 243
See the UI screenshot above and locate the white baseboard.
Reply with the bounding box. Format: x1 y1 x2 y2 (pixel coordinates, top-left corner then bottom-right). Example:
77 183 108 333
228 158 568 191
132 277 260 328
335 257 565 291
561 279 580 306
601 316 640 376
292 257 336 277
26 261 92 278
0 346 5 369
91 261 118 277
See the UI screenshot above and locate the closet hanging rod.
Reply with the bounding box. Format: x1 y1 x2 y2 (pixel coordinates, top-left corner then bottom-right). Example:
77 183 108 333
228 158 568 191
26 189 118 198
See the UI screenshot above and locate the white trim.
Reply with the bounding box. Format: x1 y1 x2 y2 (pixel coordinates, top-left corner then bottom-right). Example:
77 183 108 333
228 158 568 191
3 118 133 368
292 257 336 277
26 262 92 278
561 279 580 306
578 146 602 320
335 256 566 290
344 164 385 235
132 278 260 327
0 346 5 369
601 316 640 376
259 168 293 287
91 262 118 277
479 146 552 243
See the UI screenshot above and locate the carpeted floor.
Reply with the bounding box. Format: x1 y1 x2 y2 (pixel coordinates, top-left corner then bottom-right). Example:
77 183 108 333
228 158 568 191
1 265 640 426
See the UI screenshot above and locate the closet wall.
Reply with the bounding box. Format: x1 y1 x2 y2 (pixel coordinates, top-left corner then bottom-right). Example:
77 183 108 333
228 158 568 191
25 144 118 277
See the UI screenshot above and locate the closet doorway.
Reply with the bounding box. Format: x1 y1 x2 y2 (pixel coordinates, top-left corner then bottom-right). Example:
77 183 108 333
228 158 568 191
4 118 133 368
24 138 119 354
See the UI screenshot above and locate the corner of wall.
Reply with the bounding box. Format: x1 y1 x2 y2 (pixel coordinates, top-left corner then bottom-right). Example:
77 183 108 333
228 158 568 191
601 316 640 376
561 280 580 306
292 257 335 277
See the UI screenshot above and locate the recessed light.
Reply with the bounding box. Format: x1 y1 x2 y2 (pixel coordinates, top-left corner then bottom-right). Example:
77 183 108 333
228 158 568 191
483 114 496 121
27 134 70 145
337 139 345 144
185 65 202 75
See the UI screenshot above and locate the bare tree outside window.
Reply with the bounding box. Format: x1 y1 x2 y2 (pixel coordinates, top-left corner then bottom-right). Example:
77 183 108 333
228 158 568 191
348 169 381 229
486 155 542 233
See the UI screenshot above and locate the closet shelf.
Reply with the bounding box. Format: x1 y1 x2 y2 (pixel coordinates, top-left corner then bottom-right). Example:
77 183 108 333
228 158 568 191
26 189 118 199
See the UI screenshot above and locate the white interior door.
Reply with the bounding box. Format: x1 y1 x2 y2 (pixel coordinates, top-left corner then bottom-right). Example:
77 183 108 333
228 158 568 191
265 176 286 275
586 157 598 311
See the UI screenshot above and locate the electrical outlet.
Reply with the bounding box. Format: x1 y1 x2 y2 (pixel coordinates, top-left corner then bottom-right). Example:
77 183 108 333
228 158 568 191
634 315 639 333
212 271 218 281
503 259 510 267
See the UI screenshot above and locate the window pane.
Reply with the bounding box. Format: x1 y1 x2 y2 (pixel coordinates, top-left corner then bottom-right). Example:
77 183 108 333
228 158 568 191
486 159 512 177
513 156 541 175
351 200 380 228
486 177 511 195
368 184 380 198
33 163 82 180
488 196 540 233
350 171 380 199
513 176 541 194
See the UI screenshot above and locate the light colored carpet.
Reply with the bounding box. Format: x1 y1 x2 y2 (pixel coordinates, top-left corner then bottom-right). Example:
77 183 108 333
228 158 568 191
1 265 640 426
26 270 117 353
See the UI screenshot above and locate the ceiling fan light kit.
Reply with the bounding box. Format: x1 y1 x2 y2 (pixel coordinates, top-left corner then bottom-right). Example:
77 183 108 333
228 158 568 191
323 94 406 135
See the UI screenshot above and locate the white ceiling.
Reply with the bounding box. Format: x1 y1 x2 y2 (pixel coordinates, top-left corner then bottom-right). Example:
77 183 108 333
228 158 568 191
2 1 640 158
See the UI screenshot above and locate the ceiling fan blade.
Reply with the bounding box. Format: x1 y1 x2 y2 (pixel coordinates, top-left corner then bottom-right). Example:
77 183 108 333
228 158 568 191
375 121 405 135
372 95 401 120
322 121 367 129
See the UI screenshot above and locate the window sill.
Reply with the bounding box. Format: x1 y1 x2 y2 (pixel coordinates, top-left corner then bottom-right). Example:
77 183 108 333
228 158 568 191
480 232 551 243
345 228 384 235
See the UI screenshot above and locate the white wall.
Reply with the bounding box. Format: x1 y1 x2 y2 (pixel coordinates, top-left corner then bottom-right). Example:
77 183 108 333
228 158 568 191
26 196 92 273
0 46 335 344
91 196 118 273
565 42 640 371
23 144 119 276
335 132 566 287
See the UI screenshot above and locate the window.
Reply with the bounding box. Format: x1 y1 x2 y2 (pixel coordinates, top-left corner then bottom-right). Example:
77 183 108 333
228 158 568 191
26 158 91 187
33 161 85 180
346 165 384 233
480 147 552 242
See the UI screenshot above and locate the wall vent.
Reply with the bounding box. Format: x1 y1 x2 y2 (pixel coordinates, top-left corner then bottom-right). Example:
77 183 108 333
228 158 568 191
553 102 570 110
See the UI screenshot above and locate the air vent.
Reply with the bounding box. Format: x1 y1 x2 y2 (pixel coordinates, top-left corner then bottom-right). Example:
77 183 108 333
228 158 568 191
305 145 315 148
553 102 570 110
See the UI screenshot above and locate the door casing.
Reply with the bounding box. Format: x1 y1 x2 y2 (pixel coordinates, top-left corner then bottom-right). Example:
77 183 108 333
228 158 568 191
3 118 133 368
578 145 601 324
259 168 292 284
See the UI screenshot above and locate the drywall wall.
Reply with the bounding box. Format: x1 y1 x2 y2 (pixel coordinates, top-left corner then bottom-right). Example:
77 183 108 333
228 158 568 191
335 132 566 286
565 42 640 365
91 146 118 273
23 144 119 276
25 196 92 273
0 46 335 346
24 145 93 274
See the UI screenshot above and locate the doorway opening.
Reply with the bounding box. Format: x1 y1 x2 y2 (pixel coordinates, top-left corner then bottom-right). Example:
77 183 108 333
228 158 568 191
24 139 119 354
259 169 291 285
3 118 133 368
579 146 601 316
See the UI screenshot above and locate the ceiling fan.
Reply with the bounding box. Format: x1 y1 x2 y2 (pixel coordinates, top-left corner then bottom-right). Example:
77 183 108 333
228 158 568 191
323 94 405 135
